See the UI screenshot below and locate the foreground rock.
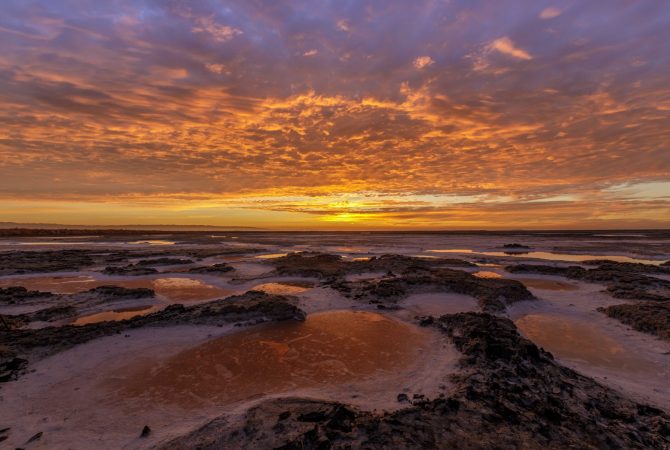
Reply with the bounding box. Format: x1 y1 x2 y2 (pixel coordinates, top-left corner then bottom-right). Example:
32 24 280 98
159 313 670 449
507 263 670 301
332 267 534 313
599 302 670 340
0 291 305 381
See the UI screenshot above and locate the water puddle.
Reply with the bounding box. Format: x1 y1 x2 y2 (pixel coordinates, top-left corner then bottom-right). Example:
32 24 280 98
255 253 289 260
136 278 231 302
0 275 99 294
111 311 431 407
74 305 159 325
515 314 656 372
250 281 314 295
473 271 503 279
514 278 579 291
427 249 664 265
0 276 231 302
401 293 479 316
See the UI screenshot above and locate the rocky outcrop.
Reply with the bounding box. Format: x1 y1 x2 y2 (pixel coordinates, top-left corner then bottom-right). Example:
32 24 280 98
158 313 670 449
332 267 534 312
0 286 54 305
136 258 194 266
102 265 159 276
0 291 306 381
0 249 96 275
0 305 77 329
599 302 670 340
271 253 475 280
188 263 235 274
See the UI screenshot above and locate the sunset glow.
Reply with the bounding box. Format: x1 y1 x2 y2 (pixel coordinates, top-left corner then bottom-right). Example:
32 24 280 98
1 1 669 229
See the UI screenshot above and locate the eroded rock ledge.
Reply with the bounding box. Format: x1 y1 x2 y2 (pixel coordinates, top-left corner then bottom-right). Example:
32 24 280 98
158 313 670 450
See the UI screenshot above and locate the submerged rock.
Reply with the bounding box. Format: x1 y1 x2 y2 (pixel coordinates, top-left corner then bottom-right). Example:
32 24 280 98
158 313 670 449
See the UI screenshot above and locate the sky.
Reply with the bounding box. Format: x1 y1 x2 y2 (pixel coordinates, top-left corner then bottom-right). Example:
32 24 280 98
1 0 669 229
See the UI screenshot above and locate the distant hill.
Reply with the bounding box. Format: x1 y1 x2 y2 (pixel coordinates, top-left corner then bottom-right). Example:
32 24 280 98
0 222 263 232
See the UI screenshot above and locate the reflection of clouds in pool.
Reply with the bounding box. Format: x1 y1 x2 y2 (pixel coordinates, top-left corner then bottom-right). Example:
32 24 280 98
115 311 432 407
515 314 657 373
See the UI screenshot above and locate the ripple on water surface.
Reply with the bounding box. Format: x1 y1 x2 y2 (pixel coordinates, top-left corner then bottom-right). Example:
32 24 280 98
113 311 432 407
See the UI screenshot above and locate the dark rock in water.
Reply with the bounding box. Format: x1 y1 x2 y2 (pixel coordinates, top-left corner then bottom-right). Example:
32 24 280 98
331 267 535 312
140 426 151 438
26 431 42 443
0 286 54 305
503 243 531 249
1 305 78 329
0 291 306 382
81 285 155 300
136 258 194 266
270 252 475 279
188 263 235 274
157 313 670 450
0 350 28 382
599 302 670 340
102 265 158 276
0 249 95 275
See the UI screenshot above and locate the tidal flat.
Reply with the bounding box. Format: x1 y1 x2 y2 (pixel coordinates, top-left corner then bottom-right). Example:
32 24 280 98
1 230 670 449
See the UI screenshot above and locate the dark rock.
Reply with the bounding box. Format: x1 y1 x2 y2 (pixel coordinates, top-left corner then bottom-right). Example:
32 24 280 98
26 431 42 443
0 286 54 305
82 285 154 300
188 263 235 274
102 265 158 276
140 425 151 438
136 258 194 266
332 267 535 312
599 302 670 340
503 244 531 249
0 249 95 275
270 252 474 279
